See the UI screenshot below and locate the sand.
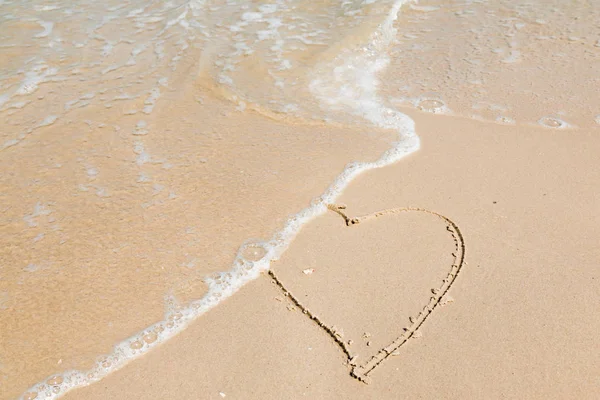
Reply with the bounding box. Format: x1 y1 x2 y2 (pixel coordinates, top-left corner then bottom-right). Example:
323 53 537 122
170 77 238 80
57 112 600 399
0 82 396 399
2 1 599 399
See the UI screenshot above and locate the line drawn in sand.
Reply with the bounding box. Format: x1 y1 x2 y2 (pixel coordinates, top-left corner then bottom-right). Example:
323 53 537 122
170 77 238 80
268 204 466 384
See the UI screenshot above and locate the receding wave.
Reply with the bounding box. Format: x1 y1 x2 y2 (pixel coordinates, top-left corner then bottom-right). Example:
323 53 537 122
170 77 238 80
15 1 420 399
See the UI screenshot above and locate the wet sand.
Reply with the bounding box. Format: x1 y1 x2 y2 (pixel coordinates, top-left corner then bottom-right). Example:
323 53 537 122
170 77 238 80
59 112 600 399
0 86 395 399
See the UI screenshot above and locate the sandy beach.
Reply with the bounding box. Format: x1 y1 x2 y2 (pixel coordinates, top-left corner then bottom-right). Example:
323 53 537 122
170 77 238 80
58 112 600 399
0 87 396 399
2 0 599 399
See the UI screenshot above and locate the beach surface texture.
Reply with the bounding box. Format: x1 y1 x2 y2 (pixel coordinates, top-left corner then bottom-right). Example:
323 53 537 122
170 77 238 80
1 0 599 399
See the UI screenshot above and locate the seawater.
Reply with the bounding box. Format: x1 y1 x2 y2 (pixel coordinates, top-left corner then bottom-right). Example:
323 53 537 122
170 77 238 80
0 0 597 398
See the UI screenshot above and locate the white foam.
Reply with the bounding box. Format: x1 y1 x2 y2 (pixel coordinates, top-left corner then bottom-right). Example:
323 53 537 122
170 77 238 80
152 184 164 195
23 203 52 228
38 115 58 128
101 65 119 75
1 139 20 151
137 172 151 183
94 187 110 198
86 167 98 179
409 5 439 12
1 114 59 152
16 65 56 95
34 21 54 38
538 115 572 129
4 100 30 110
133 142 151 165
142 87 161 114
496 116 516 125
501 49 521 64
0 93 10 108
102 43 114 57
241 12 263 22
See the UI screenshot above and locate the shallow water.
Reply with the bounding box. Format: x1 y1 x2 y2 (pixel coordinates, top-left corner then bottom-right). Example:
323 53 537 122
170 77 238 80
0 0 598 398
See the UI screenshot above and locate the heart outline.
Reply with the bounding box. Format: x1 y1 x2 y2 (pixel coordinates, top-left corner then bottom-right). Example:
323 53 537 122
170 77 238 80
268 204 466 383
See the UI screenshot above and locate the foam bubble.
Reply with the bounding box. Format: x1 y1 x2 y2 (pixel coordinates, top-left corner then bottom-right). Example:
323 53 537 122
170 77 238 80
496 116 516 125
142 332 158 344
46 376 63 386
16 67 48 95
133 121 149 135
86 167 98 178
2 139 20 151
238 241 268 262
129 340 143 350
538 116 571 129
142 87 161 114
417 98 446 113
137 172 151 183
409 5 439 12
242 12 262 22
24 264 40 272
95 187 110 198
34 21 54 38
38 115 58 127
133 142 151 165
0 93 10 108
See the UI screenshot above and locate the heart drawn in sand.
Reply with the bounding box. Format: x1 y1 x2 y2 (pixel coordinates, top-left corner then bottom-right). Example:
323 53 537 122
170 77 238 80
269 205 465 384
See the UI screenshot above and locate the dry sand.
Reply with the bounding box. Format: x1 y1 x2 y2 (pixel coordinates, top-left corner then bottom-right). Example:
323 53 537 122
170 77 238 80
60 112 600 399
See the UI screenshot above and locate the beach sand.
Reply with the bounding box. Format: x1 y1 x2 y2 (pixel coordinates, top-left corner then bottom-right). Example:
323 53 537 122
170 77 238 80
58 112 600 399
2 1 599 399
0 86 396 399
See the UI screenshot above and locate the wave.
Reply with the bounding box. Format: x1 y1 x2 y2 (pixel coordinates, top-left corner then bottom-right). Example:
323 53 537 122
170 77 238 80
19 1 421 399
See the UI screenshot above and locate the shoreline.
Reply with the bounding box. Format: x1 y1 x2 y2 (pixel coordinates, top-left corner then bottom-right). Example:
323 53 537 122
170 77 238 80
2 1 599 399
58 112 600 399
13 84 420 398
2 88 398 400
